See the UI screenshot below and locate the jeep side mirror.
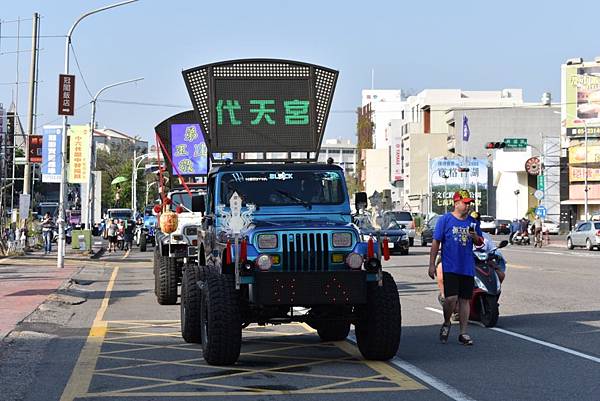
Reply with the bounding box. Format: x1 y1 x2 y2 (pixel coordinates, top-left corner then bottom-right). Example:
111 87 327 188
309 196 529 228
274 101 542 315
355 192 367 212
498 240 508 248
192 195 206 215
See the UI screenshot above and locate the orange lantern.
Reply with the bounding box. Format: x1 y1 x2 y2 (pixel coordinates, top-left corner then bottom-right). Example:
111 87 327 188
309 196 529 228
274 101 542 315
160 204 178 234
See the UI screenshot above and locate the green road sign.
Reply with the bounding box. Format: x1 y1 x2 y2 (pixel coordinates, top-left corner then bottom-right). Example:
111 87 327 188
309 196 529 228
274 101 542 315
537 174 545 191
504 137 528 151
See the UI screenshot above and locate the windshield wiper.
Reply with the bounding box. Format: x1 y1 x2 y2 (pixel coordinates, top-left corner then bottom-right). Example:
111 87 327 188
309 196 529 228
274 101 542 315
276 190 312 209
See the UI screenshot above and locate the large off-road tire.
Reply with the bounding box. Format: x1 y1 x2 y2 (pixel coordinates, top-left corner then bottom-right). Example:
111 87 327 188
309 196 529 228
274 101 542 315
478 295 499 328
200 273 241 366
355 271 401 360
317 320 351 342
140 234 147 252
181 264 202 343
156 256 178 305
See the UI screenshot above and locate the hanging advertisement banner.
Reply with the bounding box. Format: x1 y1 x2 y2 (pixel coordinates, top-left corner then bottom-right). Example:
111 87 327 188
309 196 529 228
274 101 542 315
563 63 600 137
68 125 91 184
68 125 90 183
42 126 62 183
429 157 488 215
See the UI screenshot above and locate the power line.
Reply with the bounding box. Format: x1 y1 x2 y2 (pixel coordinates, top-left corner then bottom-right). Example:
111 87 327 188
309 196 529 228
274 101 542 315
69 42 93 99
99 99 189 108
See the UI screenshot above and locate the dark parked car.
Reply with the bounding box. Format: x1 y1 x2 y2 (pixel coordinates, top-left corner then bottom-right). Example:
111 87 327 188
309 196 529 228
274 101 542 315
381 210 416 246
494 219 511 235
420 214 441 247
354 215 410 255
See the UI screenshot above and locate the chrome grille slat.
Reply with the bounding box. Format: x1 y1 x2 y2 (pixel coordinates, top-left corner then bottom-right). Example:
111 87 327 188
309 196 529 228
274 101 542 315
281 232 330 272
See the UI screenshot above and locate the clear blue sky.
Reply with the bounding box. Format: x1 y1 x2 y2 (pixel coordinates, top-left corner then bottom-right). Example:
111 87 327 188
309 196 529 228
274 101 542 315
2 0 600 144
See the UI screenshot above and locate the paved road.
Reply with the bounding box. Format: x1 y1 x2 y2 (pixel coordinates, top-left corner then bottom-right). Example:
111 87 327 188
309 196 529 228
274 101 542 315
0 242 598 401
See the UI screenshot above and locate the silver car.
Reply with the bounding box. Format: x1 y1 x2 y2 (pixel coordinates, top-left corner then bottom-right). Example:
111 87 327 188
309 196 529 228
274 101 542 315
567 221 600 251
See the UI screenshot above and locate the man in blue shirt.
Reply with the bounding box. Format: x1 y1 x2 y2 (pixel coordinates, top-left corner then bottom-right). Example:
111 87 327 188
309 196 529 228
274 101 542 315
428 189 483 345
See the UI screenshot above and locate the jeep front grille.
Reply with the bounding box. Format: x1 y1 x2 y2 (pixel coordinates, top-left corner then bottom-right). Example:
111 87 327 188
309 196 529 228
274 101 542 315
281 233 329 272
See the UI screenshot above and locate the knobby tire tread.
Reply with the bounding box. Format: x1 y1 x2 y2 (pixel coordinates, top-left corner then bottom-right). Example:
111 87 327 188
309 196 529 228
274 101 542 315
201 273 241 365
355 271 401 360
181 265 202 343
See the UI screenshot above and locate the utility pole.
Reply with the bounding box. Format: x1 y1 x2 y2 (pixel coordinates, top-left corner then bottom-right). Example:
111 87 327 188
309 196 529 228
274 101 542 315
23 12 40 197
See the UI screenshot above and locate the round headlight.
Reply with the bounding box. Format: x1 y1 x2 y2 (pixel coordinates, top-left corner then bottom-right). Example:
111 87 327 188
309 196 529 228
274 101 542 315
256 254 272 271
345 252 364 270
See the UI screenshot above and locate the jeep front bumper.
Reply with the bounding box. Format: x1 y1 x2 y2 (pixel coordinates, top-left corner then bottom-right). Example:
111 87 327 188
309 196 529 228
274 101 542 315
250 271 367 306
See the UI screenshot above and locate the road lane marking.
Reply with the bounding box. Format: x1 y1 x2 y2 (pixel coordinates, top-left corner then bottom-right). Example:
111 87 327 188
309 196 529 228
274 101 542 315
425 307 600 364
346 333 477 401
60 266 120 401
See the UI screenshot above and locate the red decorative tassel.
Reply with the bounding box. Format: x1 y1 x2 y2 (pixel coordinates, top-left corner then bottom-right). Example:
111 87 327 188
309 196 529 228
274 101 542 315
226 240 232 264
367 237 374 258
240 238 247 261
383 237 390 261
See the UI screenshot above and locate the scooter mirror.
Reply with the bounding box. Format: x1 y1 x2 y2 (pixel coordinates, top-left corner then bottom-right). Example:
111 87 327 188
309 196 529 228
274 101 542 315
498 240 509 248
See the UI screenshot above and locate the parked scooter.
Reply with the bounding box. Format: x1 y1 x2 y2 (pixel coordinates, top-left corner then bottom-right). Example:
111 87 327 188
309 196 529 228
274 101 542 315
469 240 508 327
512 231 530 245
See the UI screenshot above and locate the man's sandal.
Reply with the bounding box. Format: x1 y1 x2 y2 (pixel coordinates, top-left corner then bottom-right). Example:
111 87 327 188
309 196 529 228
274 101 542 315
439 324 450 344
458 334 474 346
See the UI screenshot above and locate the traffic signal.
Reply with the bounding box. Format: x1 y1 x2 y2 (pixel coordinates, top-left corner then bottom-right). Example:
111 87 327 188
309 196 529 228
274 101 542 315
485 141 506 149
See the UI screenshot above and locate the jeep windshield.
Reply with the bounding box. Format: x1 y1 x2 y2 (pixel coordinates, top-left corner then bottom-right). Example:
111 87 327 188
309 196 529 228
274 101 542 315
170 191 193 212
220 170 345 207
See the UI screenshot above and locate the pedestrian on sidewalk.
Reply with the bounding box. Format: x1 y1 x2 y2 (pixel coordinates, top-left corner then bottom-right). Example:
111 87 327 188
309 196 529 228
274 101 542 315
509 218 519 244
533 215 543 248
123 220 134 251
41 213 54 255
428 189 483 346
107 219 118 253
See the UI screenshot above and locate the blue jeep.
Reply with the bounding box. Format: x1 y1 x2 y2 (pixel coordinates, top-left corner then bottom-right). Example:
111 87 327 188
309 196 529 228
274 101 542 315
180 163 401 365
137 205 157 252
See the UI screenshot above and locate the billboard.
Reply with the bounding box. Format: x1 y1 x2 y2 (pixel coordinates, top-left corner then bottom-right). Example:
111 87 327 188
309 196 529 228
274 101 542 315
42 126 63 183
563 63 600 137
170 123 208 175
429 158 488 215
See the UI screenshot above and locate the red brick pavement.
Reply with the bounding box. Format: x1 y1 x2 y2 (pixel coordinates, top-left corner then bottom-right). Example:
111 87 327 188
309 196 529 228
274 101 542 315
0 253 79 340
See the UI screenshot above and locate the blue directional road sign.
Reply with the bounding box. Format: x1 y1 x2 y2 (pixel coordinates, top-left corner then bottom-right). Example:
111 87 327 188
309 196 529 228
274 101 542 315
535 205 547 218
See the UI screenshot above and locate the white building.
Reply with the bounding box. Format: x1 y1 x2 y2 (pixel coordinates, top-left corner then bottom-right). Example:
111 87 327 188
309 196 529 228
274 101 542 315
361 90 405 150
317 138 357 176
388 88 526 212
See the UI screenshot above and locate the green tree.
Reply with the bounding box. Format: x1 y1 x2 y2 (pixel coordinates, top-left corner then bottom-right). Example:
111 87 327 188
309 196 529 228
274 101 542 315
96 142 135 211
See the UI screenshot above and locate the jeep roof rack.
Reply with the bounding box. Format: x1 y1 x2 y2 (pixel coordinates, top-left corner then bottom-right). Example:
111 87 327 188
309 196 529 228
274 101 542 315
182 59 338 163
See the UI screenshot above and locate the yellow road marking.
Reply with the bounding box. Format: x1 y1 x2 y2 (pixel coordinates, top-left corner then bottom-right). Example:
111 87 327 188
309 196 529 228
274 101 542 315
334 341 425 390
59 266 119 401
301 322 425 390
508 263 530 269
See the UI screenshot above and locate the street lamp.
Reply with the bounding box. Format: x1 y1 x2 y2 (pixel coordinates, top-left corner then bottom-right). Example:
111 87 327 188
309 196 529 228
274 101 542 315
86 77 143 230
514 189 520 218
57 0 138 269
132 152 151 213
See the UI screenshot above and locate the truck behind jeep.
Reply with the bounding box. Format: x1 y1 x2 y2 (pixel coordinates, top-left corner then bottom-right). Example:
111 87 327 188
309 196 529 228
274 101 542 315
153 188 204 305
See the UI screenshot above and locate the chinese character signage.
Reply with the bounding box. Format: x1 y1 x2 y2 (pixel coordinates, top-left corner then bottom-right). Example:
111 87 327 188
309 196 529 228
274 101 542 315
213 79 313 151
429 158 489 215
58 74 75 116
29 135 42 163
68 125 91 183
170 123 208 175
42 126 62 183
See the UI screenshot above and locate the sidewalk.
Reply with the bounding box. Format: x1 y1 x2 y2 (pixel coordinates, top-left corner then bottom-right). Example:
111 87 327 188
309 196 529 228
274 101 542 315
0 249 83 341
